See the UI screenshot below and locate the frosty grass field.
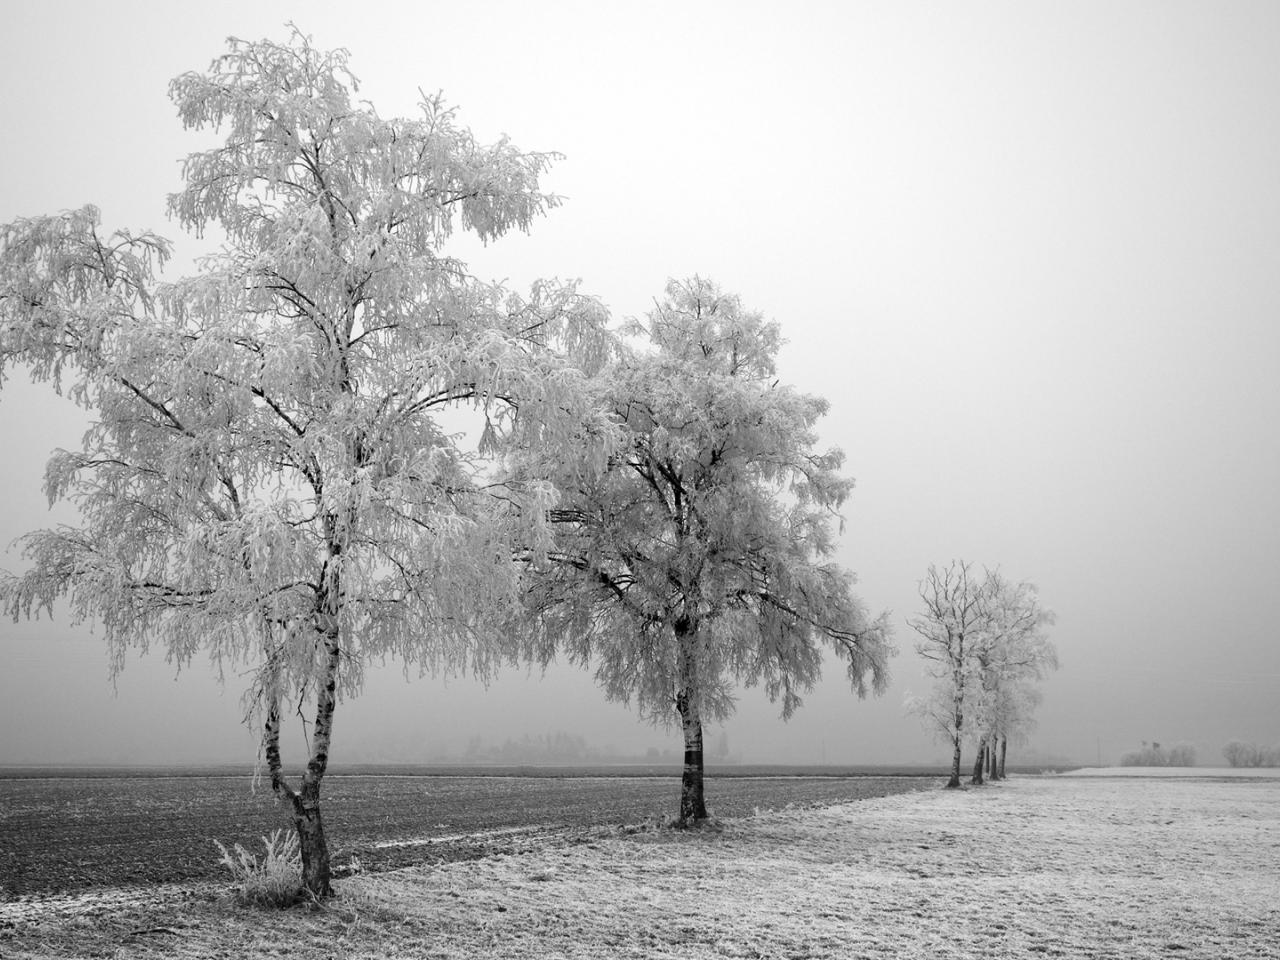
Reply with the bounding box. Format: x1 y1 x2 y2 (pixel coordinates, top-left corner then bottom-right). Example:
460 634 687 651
2 771 1277 959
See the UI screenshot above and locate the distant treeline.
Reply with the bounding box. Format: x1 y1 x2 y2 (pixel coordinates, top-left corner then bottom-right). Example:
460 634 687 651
1120 742 1197 767
1120 740 1280 768
460 730 735 765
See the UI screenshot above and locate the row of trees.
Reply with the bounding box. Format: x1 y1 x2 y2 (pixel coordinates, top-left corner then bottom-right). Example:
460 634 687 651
906 561 1058 788
0 29 892 899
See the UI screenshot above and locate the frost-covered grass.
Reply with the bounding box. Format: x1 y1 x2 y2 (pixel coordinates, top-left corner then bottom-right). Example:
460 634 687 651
3 776 1276 958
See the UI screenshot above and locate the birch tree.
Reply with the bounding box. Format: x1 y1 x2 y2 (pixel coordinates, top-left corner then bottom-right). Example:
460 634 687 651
0 29 607 898
514 278 893 825
906 561 989 788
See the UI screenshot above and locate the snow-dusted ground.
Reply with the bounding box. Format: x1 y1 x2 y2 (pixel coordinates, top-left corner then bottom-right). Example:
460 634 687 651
3 776 1277 958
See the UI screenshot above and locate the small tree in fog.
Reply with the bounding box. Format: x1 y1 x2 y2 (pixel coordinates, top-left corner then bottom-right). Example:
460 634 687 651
0 29 607 898
1222 741 1261 767
514 278 893 825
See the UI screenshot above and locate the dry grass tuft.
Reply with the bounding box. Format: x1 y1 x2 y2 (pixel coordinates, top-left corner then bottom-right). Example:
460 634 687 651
212 828 305 908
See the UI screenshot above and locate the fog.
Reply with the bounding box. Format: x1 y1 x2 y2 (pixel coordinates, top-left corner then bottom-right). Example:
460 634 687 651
2 1 1278 768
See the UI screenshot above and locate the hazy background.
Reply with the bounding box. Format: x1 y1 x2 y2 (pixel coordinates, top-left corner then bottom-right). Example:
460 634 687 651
2 1 1277 768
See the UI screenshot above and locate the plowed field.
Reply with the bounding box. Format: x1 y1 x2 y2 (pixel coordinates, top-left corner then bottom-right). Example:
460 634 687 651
0 772 932 897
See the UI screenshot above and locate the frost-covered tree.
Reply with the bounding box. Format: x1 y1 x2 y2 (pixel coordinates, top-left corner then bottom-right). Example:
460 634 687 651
906 562 1054 788
0 29 607 897
514 278 893 824
906 562 989 788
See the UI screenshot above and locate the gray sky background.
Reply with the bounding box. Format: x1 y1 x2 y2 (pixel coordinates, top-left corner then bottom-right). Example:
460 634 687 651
2 1 1277 767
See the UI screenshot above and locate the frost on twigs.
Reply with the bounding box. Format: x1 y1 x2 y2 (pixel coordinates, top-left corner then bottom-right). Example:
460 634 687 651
213 829 305 908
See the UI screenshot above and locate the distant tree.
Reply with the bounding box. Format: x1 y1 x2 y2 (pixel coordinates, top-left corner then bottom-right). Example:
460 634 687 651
0 29 607 898
1167 744 1197 766
513 278 893 824
1221 740 1280 768
1222 741 1259 767
906 562 1055 788
1120 743 1158 766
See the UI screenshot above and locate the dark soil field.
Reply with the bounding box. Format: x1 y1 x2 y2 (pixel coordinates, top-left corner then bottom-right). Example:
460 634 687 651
0 769 936 898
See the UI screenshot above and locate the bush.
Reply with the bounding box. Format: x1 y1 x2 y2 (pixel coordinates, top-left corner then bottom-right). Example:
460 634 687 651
213 828 305 907
1119 742 1196 767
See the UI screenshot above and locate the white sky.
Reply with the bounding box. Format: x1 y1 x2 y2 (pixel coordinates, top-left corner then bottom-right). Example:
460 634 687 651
1 0 1277 767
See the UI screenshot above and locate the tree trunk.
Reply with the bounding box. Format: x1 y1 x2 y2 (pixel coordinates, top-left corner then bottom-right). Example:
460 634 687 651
999 737 1008 779
294 591 343 899
987 737 997 780
294 785 331 897
971 738 986 785
265 690 336 901
947 733 963 788
946 695 964 788
675 689 708 824
673 619 708 824
260 594 343 900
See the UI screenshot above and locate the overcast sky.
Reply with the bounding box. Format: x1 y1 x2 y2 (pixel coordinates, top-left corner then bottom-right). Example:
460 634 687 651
2 1 1277 768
